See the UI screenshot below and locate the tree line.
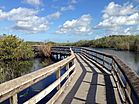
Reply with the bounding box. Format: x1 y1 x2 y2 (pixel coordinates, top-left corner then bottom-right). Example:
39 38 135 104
59 35 139 51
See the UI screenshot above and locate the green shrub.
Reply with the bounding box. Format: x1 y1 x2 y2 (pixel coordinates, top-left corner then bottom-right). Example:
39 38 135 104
0 35 34 60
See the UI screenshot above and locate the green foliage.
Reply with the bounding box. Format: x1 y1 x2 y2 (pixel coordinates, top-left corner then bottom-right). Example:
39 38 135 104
60 35 139 51
0 60 33 83
0 35 34 60
26 41 44 45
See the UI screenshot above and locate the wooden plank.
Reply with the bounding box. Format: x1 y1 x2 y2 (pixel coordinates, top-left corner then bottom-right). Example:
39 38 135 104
56 69 61 90
47 70 76 104
82 53 111 74
9 94 18 104
82 47 139 102
23 64 75 104
0 50 75 103
66 63 69 80
112 56 139 101
125 89 133 104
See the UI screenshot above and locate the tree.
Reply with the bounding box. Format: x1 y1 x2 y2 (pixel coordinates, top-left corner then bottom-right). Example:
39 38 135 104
0 35 34 61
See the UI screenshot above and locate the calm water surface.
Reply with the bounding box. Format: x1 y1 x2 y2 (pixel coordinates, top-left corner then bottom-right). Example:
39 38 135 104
0 58 54 83
1 57 66 104
94 48 139 75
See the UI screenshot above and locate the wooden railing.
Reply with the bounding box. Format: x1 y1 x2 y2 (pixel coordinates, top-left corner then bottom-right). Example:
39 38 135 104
51 46 71 55
1 46 139 104
81 47 139 104
0 48 75 104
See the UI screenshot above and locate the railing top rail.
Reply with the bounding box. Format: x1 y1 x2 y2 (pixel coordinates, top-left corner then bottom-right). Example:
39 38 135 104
112 55 139 98
81 47 139 100
0 49 75 102
81 47 113 58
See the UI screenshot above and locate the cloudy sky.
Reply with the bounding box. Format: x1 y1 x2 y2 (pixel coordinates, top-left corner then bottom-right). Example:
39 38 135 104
0 0 139 42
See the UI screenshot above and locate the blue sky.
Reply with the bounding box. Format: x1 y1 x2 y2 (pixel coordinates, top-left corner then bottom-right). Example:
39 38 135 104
0 0 139 42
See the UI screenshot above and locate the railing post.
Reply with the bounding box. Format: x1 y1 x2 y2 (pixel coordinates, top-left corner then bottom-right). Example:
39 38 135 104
10 94 18 104
125 82 132 103
56 69 61 90
103 55 105 65
111 60 117 82
96 53 97 62
66 62 70 83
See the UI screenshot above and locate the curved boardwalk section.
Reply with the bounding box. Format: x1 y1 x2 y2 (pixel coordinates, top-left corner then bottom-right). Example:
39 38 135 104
55 53 122 104
0 46 139 104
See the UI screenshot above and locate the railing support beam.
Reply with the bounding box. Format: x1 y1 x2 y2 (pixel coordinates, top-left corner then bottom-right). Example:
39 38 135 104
10 94 18 104
56 69 61 90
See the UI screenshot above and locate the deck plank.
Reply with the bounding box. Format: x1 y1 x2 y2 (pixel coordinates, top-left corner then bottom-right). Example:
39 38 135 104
54 54 122 104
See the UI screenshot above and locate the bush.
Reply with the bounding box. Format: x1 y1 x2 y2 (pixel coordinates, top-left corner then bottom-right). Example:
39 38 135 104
40 42 54 57
0 35 34 60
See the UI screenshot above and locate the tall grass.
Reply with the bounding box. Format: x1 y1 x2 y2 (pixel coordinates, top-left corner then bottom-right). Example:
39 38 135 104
40 42 54 57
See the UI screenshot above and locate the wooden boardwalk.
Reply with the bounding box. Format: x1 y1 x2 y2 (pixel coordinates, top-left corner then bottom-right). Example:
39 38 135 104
55 53 122 104
0 47 139 104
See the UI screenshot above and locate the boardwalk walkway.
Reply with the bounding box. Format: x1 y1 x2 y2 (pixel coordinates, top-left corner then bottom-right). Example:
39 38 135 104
55 53 122 104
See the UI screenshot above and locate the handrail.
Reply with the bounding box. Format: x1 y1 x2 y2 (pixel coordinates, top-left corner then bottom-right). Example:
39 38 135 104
0 48 75 104
81 47 139 104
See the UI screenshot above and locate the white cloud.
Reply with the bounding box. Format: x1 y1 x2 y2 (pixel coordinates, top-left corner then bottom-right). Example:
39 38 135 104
60 5 74 11
24 0 42 6
60 0 78 12
56 14 93 34
47 11 61 20
104 26 139 36
102 2 137 17
0 7 49 33
97 2 139 28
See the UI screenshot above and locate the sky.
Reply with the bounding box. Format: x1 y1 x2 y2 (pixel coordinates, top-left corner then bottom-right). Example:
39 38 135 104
0 0 139 42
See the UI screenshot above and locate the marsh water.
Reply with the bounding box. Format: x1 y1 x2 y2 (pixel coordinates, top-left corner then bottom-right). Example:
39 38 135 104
0 58 54 84
1 56 68 104
94 48 139 75
1 57 58 104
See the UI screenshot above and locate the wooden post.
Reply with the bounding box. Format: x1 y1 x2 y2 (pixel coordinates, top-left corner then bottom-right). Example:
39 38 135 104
103 55 105 65
126 83 131 100
96 53 98 62
111 60 115 71
57 54 58 60
56 69 61 90
10 94 18 104
66 63 70 82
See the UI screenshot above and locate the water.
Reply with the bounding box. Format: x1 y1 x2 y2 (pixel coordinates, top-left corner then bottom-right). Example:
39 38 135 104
94 48 139 75
1 57 62 104
0 58 54 84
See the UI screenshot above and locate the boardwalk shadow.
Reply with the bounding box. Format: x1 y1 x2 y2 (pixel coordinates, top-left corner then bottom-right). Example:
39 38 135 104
62 54 117 104
62 54 98 104
62 54 87 104
104 75 117 104
82 54 117 104
79 54 98 104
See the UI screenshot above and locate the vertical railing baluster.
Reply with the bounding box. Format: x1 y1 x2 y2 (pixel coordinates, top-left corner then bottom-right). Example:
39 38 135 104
66 63 70 81
125 82 132 103
103 55 105 65
96 53 97 62
10 94 18 104
56 69 61 90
